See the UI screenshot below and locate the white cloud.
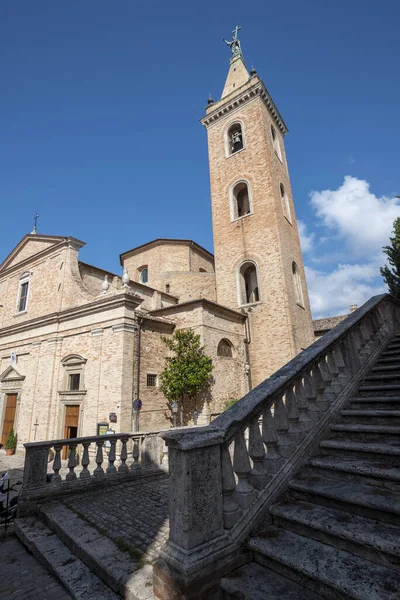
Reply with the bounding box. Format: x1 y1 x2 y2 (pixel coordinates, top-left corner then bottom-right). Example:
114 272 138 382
310 176 400 260
303 176 398 318
306 262 386 319
297 220 315 253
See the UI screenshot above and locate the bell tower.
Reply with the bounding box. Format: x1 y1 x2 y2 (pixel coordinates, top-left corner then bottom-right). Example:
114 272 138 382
201 28 315 387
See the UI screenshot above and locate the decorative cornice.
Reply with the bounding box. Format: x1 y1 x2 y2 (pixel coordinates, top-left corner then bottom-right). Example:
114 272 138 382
0 293 142 340
201 80 288 134
112 323 138 333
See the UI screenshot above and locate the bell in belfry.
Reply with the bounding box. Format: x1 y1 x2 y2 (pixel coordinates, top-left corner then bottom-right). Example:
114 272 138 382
231 130 242 152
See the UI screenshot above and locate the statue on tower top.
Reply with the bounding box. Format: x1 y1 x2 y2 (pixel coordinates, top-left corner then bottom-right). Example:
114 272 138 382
223 25 242 56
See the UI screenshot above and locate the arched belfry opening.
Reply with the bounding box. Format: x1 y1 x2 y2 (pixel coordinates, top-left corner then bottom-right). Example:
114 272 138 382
217 339 234 358
238 262 260 305
232 181 251 219
227 122 243 155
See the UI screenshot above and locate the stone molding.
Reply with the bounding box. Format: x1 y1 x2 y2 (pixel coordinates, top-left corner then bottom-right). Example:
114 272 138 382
201 80 288 134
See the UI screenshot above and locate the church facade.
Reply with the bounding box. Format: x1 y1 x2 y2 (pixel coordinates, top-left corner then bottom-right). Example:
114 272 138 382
0 40 315 452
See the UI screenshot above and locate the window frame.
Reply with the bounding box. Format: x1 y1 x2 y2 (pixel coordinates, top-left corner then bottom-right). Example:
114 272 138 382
146 373 158 388
61 355 87 393
225 120 246 158
271 125 283 162
280 183 292 224
16 272 31 313
139 266 149 284
236 260 262 307
292 262 305 308
217 339 234 358
230 179 253 222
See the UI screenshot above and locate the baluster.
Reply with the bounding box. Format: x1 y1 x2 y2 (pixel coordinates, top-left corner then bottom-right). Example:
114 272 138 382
118 436 129 472
327 352 341 394
52 444 62 483
294 379 312 431
161 439 169 470
302 370 319 422
233 430 255 509
273 394 294 457
248 417 269 490
130 437 140 470
221 444 242 528
284 386 302 442
66 442 77 481
80 441 91 479
107 438 117 474
352 329 364 366
313 363 329 411
333 344 348 386
319 357 336 405
94 440 105 476
262 404 284 472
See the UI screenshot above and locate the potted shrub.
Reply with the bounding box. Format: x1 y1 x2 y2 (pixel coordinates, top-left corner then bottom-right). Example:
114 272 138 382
5 428 17 456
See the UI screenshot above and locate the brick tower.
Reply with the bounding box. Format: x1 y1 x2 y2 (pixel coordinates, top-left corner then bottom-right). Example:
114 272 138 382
201 28 315 387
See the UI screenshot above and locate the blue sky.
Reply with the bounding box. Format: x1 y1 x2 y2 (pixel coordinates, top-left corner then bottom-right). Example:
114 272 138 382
1 1 399 317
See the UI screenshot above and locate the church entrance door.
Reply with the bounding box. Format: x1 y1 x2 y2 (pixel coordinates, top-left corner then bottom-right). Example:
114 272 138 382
62 404 80 459
1 393 17 447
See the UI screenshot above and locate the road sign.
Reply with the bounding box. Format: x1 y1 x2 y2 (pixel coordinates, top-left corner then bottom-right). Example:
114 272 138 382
133 399 142 411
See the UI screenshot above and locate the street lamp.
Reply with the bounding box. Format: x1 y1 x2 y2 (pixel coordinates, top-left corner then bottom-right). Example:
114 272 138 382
171 402 178 428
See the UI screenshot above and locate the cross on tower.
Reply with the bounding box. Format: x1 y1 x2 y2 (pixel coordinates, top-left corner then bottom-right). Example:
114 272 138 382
232 25 242 39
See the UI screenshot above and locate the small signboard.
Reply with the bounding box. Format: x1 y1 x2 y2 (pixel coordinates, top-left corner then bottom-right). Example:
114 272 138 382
97 422 109 436
133 399 142 411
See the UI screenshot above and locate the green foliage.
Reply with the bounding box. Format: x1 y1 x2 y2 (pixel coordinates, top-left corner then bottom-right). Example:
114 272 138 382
5 428 17 451
381 218 400 300
160 330 213 403
223 398 239 411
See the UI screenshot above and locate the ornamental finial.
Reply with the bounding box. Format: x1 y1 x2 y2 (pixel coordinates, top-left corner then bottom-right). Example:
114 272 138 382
223 25 242 57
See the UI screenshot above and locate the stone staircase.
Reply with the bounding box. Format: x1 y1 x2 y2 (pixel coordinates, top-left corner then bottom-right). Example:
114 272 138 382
221 334 400 600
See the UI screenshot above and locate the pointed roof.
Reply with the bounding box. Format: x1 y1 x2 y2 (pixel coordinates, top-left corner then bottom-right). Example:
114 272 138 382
221 54 250 99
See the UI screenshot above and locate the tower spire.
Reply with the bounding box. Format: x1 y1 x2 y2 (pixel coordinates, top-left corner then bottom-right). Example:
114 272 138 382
221 26 249 99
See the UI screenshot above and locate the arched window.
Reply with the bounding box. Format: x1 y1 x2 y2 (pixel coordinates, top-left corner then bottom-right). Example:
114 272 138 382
217 339 233 358
271 125 282 161
199 268 207 273
238 261 260 305
280 183 291 222
292 262 304 307
232 181 251 220
139 266 148 284
227 122 244 155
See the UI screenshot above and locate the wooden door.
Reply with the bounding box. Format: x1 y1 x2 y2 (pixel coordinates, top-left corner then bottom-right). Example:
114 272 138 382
1 393 17 447
62 405 80 459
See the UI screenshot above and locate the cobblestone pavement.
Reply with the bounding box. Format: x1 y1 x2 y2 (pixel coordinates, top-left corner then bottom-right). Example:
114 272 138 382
65 474 169 560
0 535 72 600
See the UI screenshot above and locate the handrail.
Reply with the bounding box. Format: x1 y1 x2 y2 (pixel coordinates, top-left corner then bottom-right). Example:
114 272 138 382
162 294 391 448
156 292 399 595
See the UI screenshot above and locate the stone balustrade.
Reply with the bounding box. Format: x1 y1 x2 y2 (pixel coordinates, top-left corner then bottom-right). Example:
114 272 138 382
155 294 400 599
19 430 167 516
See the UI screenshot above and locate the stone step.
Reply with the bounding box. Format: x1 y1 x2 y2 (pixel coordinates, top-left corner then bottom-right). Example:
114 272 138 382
371 364 400 372
320 438 400 458
339 409 400 425
289 474 400 525
220 561 320 600
331 423 400 435
309 454 400 483
380 350 400 357
365 373 400 381
349 397 400 410
39 502 153 600
250 528 400 600
358 384 400 393
14 517 120 600
270 499 400 570
376 357 400 364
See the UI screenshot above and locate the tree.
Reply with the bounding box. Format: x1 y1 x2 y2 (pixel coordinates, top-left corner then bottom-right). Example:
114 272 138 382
381 217 400 300
160 330 213 426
